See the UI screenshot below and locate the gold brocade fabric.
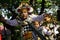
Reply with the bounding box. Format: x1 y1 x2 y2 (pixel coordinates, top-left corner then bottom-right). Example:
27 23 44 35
23 31 33 40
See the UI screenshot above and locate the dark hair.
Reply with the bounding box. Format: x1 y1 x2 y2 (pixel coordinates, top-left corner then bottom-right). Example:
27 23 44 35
32 21 40 25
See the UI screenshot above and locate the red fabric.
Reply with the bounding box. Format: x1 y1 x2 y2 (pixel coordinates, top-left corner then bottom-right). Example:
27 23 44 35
0 34 2 40
0 25 4 40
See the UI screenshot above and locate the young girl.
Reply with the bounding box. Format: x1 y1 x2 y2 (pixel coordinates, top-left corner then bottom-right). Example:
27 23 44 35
32 21 43 40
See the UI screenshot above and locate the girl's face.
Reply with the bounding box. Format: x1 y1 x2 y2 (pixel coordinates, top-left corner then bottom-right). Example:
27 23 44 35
21 9 28 19
34 21 40 28
45 16 51 22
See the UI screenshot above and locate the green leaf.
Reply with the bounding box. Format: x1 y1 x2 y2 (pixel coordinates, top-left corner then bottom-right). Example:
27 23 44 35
0 22 3 25
37 0 42 3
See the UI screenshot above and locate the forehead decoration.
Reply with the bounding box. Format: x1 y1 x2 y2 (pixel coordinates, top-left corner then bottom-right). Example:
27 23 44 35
16 4 33 14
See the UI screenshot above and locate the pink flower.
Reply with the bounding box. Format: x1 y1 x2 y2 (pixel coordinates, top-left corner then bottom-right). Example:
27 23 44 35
0 25 4 31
